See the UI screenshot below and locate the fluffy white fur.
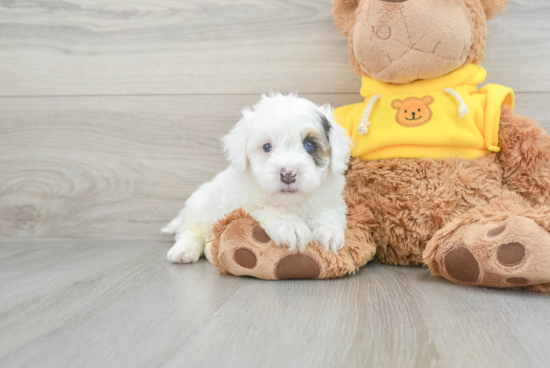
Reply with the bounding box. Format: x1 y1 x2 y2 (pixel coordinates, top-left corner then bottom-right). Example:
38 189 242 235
163 94 353 264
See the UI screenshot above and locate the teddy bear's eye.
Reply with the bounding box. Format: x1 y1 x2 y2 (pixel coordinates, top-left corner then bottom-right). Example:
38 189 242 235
418 109 421 112
404 110 407 113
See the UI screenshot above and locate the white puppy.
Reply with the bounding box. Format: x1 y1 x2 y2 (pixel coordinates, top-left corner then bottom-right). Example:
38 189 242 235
163 93 353 264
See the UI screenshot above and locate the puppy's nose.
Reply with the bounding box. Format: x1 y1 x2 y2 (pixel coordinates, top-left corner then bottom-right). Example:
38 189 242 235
280 168 297 184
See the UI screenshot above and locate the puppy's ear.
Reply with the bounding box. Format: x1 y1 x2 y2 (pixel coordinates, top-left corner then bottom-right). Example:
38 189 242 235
319 104 353 175
222 109 250 172
480 0 508 20
333 0 360 37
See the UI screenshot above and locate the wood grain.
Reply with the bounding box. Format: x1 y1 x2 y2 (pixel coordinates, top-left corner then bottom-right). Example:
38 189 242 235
0 92 547 241
1 93 548 240
0 240 548 368
0 0 549 96
0 94 362 240
1 1 550 367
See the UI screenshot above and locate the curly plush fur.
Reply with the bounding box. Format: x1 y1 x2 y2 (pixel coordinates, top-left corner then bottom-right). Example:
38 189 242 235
423 190 550 292
498 109 550 206
211 188 378 279
210 0 550 290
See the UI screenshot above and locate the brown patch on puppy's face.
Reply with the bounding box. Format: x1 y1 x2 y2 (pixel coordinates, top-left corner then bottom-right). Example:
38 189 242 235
302 128 331 169
392 96 434 127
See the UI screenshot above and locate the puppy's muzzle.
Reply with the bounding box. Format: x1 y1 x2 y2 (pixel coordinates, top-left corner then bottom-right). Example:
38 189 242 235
280 168 297 184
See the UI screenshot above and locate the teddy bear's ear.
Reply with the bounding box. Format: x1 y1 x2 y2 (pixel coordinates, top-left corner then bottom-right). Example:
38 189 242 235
391 100 403 110
422 96 434 106
480 0 509 20
332 0 360 36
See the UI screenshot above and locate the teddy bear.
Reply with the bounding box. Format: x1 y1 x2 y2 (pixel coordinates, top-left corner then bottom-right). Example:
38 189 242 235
391 96 434 127
209 0 550 291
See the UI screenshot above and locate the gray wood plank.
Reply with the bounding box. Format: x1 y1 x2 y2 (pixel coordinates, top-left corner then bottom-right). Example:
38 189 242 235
0 240 548 368
0 0 549 96
0 93 363 240
1 93 548 241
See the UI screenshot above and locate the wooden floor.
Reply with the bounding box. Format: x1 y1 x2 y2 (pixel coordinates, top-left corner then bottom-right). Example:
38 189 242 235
1 1 550 367
1 239 549 368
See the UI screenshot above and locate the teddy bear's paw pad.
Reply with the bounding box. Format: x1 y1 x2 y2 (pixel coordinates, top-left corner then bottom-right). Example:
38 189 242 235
496 242 526 267
486 223 506 238
443 246 480 283
274 253 321 280
217 219 324 280
506 277 530 285
233 248 258 269
441 216 550 288
252 229 271 243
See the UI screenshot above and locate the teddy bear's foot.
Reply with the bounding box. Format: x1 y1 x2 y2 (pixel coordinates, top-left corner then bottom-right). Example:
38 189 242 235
426 215 550 290
212 216 323 280
210 202 378 280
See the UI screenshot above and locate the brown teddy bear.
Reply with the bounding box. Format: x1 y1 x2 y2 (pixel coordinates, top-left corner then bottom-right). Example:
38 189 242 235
210 0 550 291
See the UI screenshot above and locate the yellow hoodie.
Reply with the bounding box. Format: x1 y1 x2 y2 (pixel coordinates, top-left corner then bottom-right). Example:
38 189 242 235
335 64 515 161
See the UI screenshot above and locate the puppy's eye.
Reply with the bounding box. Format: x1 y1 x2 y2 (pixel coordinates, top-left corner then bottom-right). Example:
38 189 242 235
303 141 316 153
404 110 408 113
418 109 421 112
263 143 272 153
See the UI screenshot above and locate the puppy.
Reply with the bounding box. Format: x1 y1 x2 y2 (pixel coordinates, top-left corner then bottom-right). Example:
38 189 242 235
163 93 353 264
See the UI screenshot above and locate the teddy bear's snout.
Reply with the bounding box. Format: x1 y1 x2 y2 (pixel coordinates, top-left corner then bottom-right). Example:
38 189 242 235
351 0 474 84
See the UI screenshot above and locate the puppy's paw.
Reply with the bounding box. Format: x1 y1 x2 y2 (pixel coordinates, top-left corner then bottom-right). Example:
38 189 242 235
167 239 201 264
310 221 345 254
204 240 214 264
263 219 313 252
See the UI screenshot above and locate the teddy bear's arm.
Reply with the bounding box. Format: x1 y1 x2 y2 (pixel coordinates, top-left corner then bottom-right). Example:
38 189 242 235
497 107 550 206
210 188 378 280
